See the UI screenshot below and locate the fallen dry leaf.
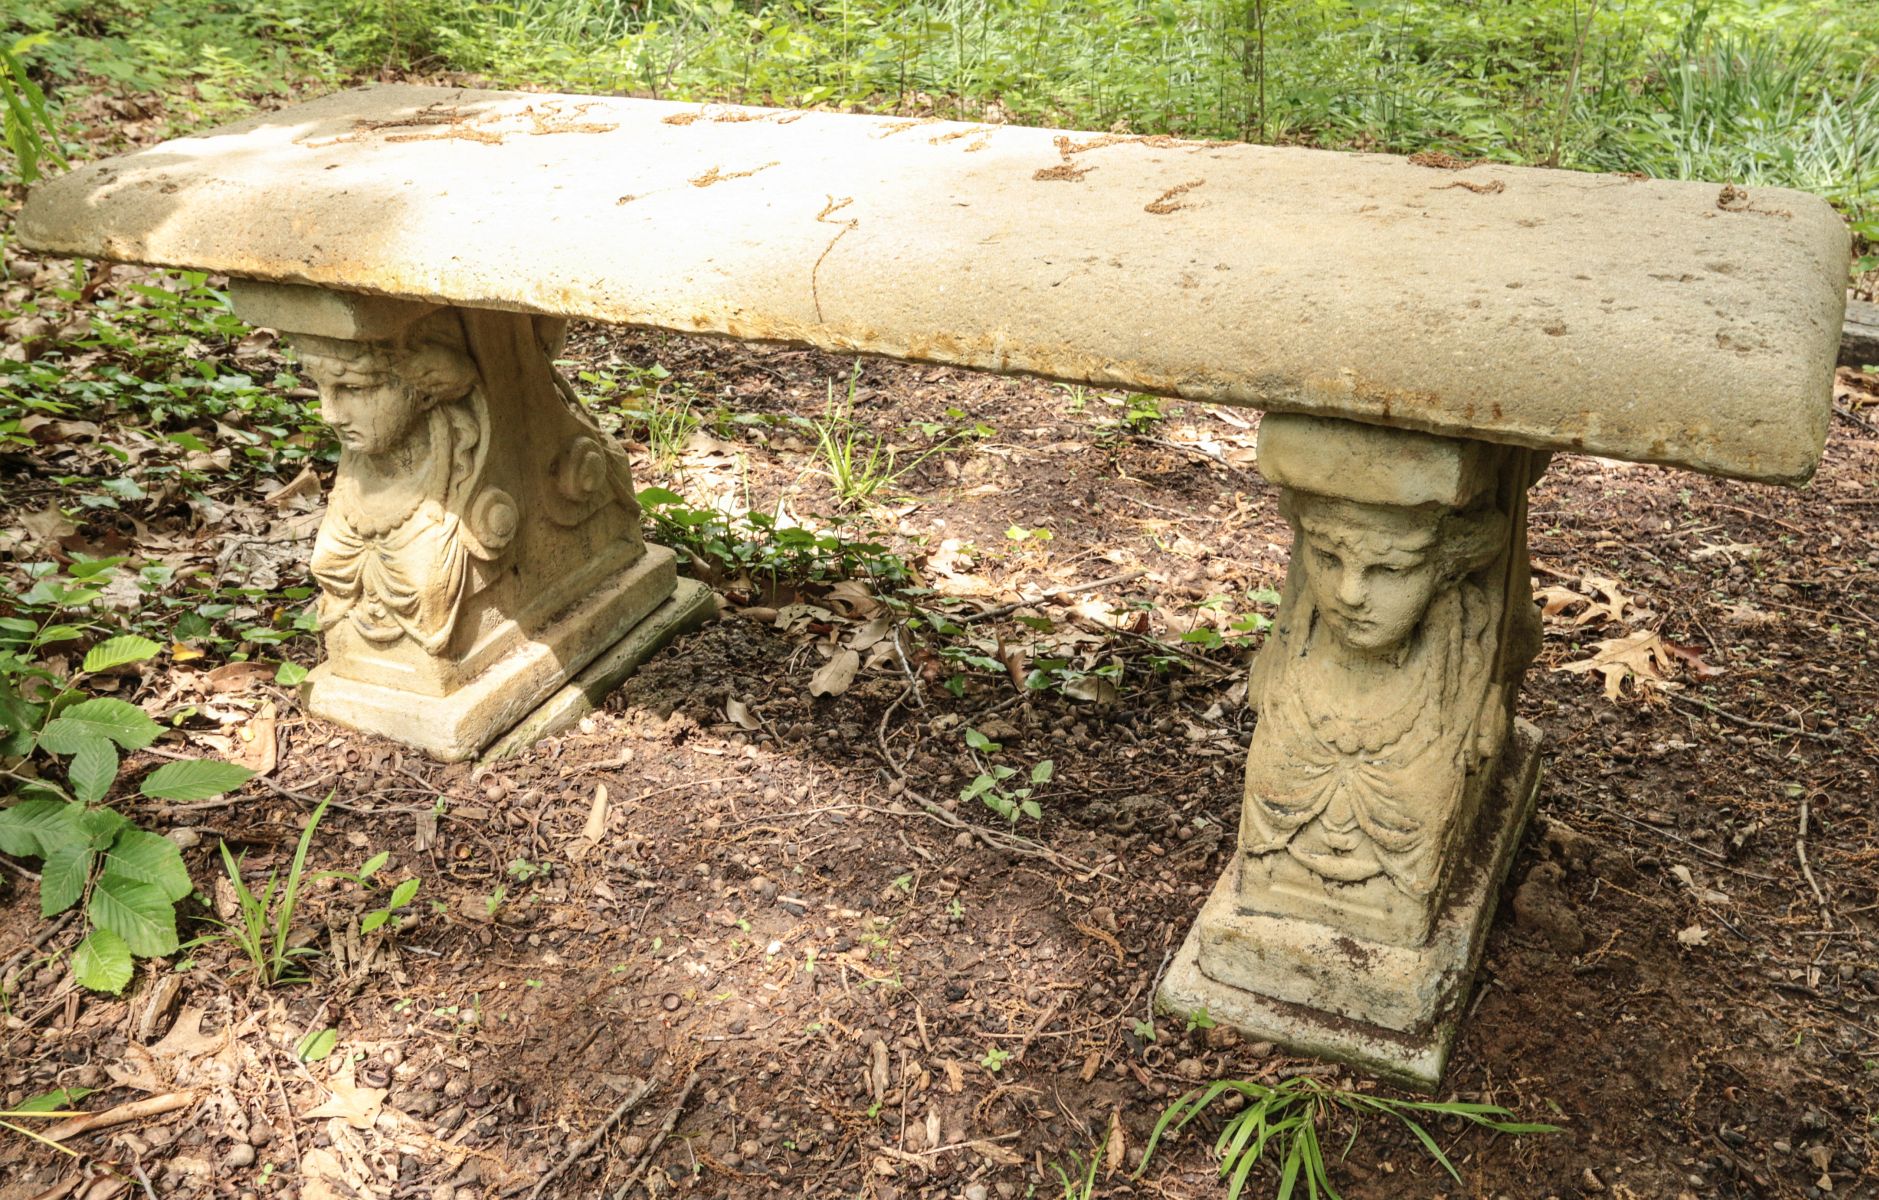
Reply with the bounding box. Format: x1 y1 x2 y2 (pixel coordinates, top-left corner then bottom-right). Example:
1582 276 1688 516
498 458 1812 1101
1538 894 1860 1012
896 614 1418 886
297 1148 353 1200
825 578 883 618
264 465 322 508
1105 1109 1127 1175
582 782 609 842
305 1066 385 1130
235 700 278 775
20 504 78 546
1534 574 1649 627
809 647 861 698
103 1042 170 1094
1555 629 1679 700
1659 638 1724 679
996 641 1028 691
724 697 761 730
233 328 278 358
206 660 274 694
1720 603 1782 627
847 615 894 652
150 1006 227 1063
1690 540 1762 563
1063 674 1119 705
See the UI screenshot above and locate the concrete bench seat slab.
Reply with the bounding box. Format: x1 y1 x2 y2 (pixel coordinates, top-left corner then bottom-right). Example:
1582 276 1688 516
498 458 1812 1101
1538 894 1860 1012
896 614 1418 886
20 84 1845 484
20 86 1848 1089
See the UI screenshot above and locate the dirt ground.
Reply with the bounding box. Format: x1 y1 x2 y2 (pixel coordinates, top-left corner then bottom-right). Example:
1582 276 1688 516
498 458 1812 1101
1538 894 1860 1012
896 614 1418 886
2 309 1876 1200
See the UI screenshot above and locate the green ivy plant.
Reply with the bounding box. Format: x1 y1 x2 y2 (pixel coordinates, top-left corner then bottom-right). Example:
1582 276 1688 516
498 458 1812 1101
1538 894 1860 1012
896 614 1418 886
0 575 253 993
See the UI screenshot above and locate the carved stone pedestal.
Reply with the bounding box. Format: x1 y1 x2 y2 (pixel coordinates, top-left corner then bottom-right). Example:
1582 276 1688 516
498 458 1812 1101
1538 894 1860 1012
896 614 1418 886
1159 414 1548 1089
231 282 710 761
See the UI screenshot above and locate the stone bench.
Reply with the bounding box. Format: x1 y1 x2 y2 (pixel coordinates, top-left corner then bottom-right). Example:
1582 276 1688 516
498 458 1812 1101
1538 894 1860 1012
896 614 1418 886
21 85 1846 1088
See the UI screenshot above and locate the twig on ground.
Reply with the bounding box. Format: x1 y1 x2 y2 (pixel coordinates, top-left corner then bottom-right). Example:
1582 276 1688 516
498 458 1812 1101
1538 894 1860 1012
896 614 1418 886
1014 995 1064 1063
25 1175 84 1200
1 911 78 991
516 1077 659 1200
1670 694 1836 742
1145 947 1175 1029
1141 437 1230 466
955 570 1147 624
1834 401 1878 434
265 1052 303 1164
611 1068 704 1200
1796 795 1831 929
1705 501 1809 537
43 1093 194 1143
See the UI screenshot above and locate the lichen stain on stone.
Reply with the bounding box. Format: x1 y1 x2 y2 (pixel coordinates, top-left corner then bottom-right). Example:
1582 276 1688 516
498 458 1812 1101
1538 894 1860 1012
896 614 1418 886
1033 163 1092 183
689 162 780 188
1145 179 1205 215
928 126 995 152
298 100 617 149
663 108 804 128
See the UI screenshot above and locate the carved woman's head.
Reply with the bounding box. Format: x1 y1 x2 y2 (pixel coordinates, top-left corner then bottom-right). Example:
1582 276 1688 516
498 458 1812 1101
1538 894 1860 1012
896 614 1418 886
1287 493 1505 655
296 314 476 455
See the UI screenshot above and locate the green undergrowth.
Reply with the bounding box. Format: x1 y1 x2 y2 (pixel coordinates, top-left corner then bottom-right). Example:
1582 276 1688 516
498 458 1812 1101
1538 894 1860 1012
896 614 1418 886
0 564 255 995
639 485 916 592
1 269 330 479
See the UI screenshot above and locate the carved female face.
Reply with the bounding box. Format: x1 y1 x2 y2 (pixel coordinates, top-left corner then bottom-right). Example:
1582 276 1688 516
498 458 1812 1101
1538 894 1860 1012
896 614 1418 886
295 319 477 457
1295 499 1441 654
309 362 424 456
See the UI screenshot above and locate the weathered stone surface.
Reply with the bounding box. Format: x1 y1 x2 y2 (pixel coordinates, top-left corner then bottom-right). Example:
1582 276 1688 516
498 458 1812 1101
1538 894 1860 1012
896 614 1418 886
1845 298 1879 369
1169 414 1545 1085
1160 720 1542 1090
481 577 716 761
233 285 681 760
1234 414 1542 947
21 85 1844 484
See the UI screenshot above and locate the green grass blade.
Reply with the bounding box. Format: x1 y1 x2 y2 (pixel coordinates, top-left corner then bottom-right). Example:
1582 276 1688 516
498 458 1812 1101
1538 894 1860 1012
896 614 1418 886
1301 1115 1337 1200
1218 1104 1264 1166
1226 1123 1265 1199
1394 1113 1463 1184
271 794 330 977
1274 1130 1303 1200
1137 1087 1201 1173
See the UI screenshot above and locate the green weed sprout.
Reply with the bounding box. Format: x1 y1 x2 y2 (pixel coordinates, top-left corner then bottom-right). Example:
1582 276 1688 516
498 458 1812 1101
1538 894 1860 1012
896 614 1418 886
204 794 333 986
1137 1074 1559 1199
1047 1146 1102 1199
810 366 963 508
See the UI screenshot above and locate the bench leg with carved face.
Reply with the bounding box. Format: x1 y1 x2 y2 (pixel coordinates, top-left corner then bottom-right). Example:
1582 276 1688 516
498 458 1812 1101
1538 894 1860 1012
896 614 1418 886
230 282 713 761
1158 414 1548 1089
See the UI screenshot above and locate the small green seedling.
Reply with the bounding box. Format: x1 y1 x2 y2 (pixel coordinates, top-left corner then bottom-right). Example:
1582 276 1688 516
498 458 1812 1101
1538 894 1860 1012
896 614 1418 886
959 727 1053 823
203 795 333 987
